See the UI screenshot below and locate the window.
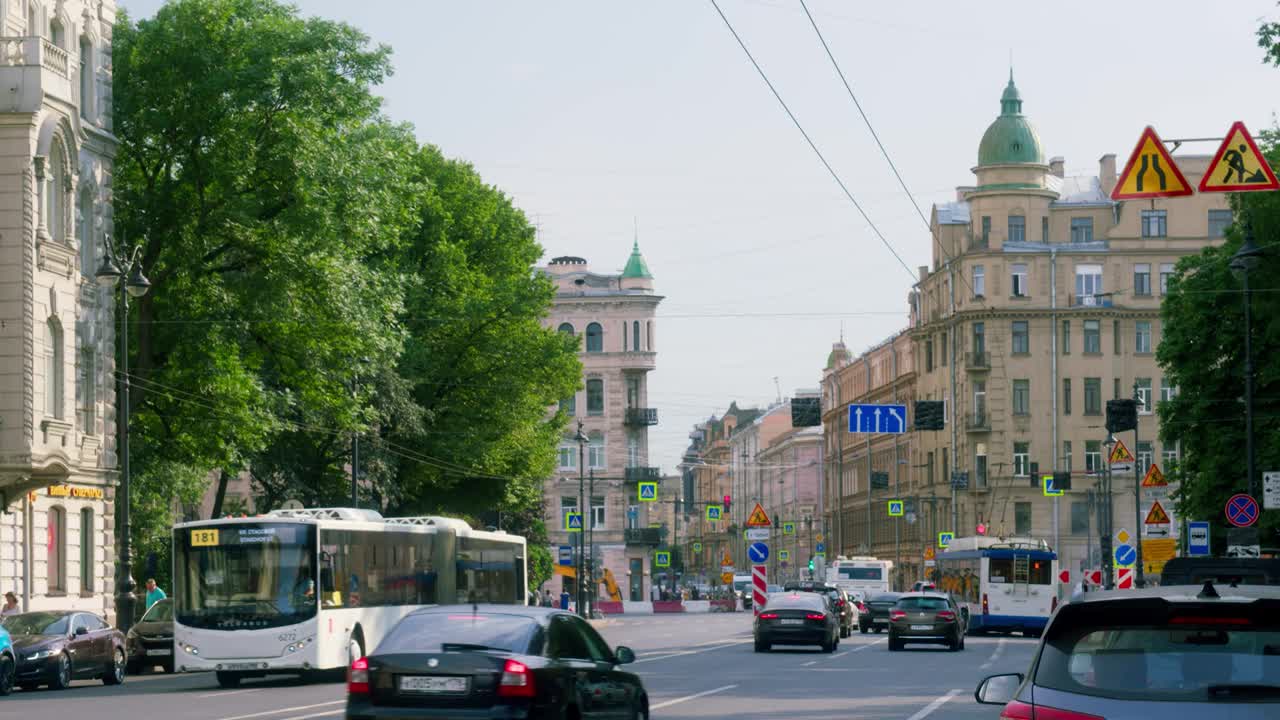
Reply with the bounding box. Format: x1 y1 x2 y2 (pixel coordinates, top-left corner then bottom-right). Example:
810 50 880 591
1062 378 1072 415
926 451 935 486
1062 440 1073 472
79 187 93 277
558 444 576 470
1113 319 1122 354
80 344 95 431
621 321 627 351
1061 320 1070 354
925 338 934 372
80 508 94 593
49 506 66 593
972 322 985 354
590 496 606 530
586 379 604 415
941 452 948 489
628 434 640 467
1085 441 1102 473
1137 442 1153 473
1014 502 1032 535
1136 378 1152 414
585 323 603 352
1012 380 1030 416
1160 381 1177 405
972 264 985 296
1011 321 1029 354
973 381 987 421
50 18 65 48
1159 263 1175 294
79 38 92 119
647 321 652 350
1008 215 1026 243
46 318 63 419
588 433 605 469
1162 443 1179 471
560 394 576 416
1013 442 1030 477
1083 319 1101 354
1135 321 1152 353
1114 378 1121 400
975 453 988 488
632 321 640 351
1070 502 1090 535
1208 209 1233 237
1084 378 1102 415
626 376 640 409
1042 216 1049 242
1075 264 1103 300
1141 209 1167 238
981 216 991 245
1070 217 1093 243
557 322 574 336
561 496 578 515
940 330 948 366
47 140 66 242
1011 263 1028 297
1133 264 1151 296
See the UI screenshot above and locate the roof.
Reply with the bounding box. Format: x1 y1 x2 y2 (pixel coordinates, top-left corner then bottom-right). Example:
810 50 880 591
936 201 971 225
1047 174 1111 206
977 73 1044 166
621 240 652 279
1068 582 1280 606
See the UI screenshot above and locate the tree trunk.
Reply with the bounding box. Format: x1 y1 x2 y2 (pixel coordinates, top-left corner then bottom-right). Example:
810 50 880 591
210 469 230 519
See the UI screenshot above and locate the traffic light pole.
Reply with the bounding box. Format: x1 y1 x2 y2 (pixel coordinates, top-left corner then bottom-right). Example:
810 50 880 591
1133 383 1145 588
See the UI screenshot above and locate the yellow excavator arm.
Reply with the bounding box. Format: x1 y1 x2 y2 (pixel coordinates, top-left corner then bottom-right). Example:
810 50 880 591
599 567 623 602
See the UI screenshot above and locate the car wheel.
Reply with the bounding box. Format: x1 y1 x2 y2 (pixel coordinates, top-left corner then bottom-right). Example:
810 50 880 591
859 625 869 634
0 654 14 696
632 694 649 720
754 640 770 653
887 635 901 652
821 635 835 653
215 671 242 689
104 648 125 685
50 653 71 690
948 632 961 652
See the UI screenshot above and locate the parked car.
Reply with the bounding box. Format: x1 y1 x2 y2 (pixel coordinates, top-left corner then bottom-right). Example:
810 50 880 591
754 591 839 653
345 605 646 720
975 581 1280 719
911 580 937 592
1 610 126 690
888 592 966 651
0 622 13 696
784 582 855 638
860 592 903 633
126 598 174 674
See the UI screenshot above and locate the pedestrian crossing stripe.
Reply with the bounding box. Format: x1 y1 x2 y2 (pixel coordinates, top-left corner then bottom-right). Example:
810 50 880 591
1144 500 1171 525
1199 121 1280 193
637 481 658 502
564 512 583 532
1111 126 1193 200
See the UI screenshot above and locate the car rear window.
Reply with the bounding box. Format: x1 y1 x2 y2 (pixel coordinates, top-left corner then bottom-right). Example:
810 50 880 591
376 612 538 655
837 567 883 580
1035 599 1280 702
142 600 173 622
767 593 825 611
870 594 902 605
896 597 951 611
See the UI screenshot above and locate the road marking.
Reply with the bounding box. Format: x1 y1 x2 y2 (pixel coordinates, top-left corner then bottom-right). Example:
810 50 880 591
847 638 885 652
980 637 1007 670
198 688 260 698
277 713 342 720
649 684 738 711
802 660 818 666
905 689 963 720
214 701 345 720
632 639 751 664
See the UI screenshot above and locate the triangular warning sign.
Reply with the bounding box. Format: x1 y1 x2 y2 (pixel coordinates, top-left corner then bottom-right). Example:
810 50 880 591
1108 438 1135 465
1141 464 1168 487
1199 121 1280 193
1111 126 1194 200
1144 500 1171 525
745 502 772 527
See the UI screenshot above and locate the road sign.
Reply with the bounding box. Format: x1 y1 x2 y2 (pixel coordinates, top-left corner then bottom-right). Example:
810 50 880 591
637 481 658 502
1145 500 1171 526
1059 570 1070 584
1111 126 1193 200
720 572 733 584
815 542 826 553
558 545 574 566
1115 528 1132 546
847 403 909 434
1115 544 1136 567
814 533 824 543
705 505 723 522
745 528 771 541
1187 521 1210 556
752 565 768 615
924 546 935 561
1117 567 1134 590
1264 472 1280 510
745 502 772 527
1143 538 1177 563
1199 121 1280 193
723 551 733 566
692 541 703 553
655 551 671 568
782 522 796 535
779 550 790 562
1042 474 1064 497
887 500 904 517
937 531 954 548
565 512 583 532
748 542 770 563
1085 569 1103 587
950 471 969 490
1108 439 1135 465
1225 494 1260 528
1141 464 1168 488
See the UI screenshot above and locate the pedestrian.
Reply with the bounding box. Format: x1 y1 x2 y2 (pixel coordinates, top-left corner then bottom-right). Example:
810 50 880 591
1 591 19 616
543 589 554 607
144 578 167 610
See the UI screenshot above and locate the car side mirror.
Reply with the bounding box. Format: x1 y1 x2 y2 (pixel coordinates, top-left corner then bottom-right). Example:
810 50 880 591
975 673 1023 705
74 626 88 636
614 646 636 665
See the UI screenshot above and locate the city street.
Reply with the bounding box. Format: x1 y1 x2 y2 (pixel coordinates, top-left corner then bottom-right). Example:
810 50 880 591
3 613 1038 719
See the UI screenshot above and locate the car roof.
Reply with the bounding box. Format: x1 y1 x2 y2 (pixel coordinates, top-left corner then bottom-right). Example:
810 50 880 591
10 610 74 618
1067 582 1280 606
898 591 951 599
408 604 571 621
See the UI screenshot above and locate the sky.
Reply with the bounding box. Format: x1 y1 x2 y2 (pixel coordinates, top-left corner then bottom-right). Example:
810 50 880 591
122 0 1280 472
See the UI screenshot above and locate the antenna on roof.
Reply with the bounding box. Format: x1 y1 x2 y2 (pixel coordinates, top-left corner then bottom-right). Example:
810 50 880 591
774 376 782 403
839 320 845 344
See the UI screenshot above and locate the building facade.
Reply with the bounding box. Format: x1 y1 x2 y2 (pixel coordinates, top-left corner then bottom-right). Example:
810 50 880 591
756 424 821 583
0 1 120 619
539 244 664 603
909 74 1229 577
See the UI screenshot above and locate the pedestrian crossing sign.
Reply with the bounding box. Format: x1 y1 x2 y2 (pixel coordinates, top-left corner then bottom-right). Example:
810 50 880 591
637 481 658 502
1199 121 1280 193
783 522 796 535
1043 474 1064 497
692 542 703 553
937 531 954 548
887 500 904 517
779 550 790 561
706 505 723 521
655 551 671 568
564 512 583 532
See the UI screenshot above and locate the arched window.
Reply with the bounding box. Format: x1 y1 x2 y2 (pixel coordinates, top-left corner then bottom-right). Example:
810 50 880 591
633 321 641 351
557 322 574 335
47 140 66 242
48 505 66 593
586 379 604 416
78 185 93 276
45 317 63 418
80 507 94 593
585 322 603 353
79 37 92 119
588 432 605 469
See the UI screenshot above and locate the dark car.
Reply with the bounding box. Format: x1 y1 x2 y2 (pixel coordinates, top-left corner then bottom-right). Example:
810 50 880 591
0 623 13 696
860 592 903 633
888 593 966 651
784 582 854 638
345 605 646 720
126 598 173 674
1159 557 1280 586
754 592 840 653
1 611 126 690
975 582 1280 719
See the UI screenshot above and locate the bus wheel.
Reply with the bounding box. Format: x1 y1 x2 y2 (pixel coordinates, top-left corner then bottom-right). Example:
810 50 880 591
216 671 241 689
348 630 365 665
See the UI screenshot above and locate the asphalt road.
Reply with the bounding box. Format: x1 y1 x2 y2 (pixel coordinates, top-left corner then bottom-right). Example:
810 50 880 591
2 613 1039 719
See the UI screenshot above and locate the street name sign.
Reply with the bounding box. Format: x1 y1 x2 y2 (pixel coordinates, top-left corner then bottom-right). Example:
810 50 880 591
745 528 770 541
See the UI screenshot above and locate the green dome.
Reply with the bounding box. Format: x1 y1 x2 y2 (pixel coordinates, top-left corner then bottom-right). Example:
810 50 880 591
977 73 1044 166
622 239 652 279
826 342 851 369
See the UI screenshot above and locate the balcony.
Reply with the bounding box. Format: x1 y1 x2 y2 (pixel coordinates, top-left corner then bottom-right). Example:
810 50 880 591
625 407 658 427
1071 294 1113 308
624 527 663 545
625 466 661 482
965 351 990 371
965 413 991 433
0 37 74 109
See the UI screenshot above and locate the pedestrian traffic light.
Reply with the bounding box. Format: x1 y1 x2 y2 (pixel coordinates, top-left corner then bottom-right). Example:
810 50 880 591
808 558 814 571
913 400 945 431
1106 399 1138 433
723 495 732 514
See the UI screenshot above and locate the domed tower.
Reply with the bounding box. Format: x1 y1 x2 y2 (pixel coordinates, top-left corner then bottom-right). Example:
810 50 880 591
619 239 653 291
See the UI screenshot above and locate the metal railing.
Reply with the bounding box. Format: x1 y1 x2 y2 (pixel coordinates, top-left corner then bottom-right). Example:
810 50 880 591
624 527 662 545
625 407 658 426
624 466 661 482
965 351 990 370
965 413 991 432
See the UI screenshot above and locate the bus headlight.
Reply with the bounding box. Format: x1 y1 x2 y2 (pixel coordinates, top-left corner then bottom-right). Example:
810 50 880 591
182 644 200 656
285 637 314 653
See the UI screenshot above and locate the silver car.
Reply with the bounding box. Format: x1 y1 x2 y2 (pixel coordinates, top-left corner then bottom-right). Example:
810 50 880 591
976 581 1280 718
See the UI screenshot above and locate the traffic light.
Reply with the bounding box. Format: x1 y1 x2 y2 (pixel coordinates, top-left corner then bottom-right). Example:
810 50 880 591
808 558 814 571
1028 461 1040 488
913 400 945 431
723 495 732 514
1054 471 1072 491
1106 399 1138 433
976 522 987 535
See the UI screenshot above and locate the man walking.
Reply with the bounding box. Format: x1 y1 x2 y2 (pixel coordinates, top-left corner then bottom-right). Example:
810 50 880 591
145 578 167 610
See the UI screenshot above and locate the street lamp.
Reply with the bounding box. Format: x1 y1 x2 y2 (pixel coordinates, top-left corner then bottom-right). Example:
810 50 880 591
574 420 588 618
96 239 150 633
1230 220 1264 500
1101 433 1117 590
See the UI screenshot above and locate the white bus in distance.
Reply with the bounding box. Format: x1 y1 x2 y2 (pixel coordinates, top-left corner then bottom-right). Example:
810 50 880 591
932 535 1058 637
825 556 893 599
172 508 527 688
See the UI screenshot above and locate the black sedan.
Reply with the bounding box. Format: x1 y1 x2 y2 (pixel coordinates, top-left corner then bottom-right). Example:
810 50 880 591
859 592 903 633
346 605 646 720
754 592 840 653
784 582 855 638
887 593 966 651
126 598 174 674
1 611 126 690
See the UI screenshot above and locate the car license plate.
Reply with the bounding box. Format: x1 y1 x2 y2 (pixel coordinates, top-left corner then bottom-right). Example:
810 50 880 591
400 675 469 694
222 663 260 671
146 648 172 656
874 618 888 623
780 619 803 625
910 624 932 631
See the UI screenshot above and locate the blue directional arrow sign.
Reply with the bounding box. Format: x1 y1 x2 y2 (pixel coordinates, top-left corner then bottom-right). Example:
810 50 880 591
1114 543 1136 567
815 542 826 553
748 542 769 563
848 403 908 434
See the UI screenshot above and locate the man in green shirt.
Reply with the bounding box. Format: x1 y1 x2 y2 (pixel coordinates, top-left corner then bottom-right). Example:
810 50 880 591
145 578 167 610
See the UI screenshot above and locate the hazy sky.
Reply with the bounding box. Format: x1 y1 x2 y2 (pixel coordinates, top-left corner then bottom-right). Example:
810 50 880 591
122 0 1280 470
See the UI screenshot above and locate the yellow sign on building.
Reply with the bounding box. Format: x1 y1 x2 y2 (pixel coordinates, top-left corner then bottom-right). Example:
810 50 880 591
47 484 105 500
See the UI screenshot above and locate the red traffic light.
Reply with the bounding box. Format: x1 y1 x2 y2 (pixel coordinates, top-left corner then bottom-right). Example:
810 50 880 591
976 523 987 535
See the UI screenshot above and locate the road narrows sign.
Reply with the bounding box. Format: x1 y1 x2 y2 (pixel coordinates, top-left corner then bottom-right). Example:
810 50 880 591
1198 121 1280 193
1111 126 1193 200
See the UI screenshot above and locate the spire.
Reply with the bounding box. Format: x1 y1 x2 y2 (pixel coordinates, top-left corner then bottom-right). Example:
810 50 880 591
1000 68 1023 116
621 233 652 280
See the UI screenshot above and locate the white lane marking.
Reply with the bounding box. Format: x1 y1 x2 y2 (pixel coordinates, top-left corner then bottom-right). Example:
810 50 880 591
980 637 1007 670
197 688 260 698
649 684 738 711
632 639 751 664
277 713 342 720
215 700 345 720
802 660 818 666
849 638 885 652
905 689 963 720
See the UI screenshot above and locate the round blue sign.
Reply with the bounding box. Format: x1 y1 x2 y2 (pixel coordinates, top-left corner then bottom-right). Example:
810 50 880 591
815 542 826 553
1114 543 1136 566
748 542 769 563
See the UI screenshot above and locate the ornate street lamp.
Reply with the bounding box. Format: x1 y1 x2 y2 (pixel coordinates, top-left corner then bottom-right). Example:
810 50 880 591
1230 221 1264 499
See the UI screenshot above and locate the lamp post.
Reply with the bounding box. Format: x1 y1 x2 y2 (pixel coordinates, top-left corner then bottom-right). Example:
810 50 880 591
1101 433 1116 590
1230 220 1264 500
574 421 588 618
350 356 370 508
96 240 150 633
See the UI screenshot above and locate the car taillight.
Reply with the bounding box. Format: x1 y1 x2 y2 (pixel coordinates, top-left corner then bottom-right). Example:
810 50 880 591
889 610 906 621
998 701 1034 720
982 593 989 615
759 612 779 620
937 610 956 622
806 613 826 620
1002 703 1103 720
347 656 370 695
498 659 536 698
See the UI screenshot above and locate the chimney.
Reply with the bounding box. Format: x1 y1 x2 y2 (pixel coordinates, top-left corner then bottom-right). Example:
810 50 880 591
1099 154 1117 196
1049 156 1065 178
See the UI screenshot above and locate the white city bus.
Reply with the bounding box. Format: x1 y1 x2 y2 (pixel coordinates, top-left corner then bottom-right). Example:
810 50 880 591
826 556 893 599
933 536 1058 637
172 508 527 688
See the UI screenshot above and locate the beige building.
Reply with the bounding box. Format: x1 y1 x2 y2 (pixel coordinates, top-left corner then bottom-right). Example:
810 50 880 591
0 1 121 618
538 244 664 602
909 74 1229 577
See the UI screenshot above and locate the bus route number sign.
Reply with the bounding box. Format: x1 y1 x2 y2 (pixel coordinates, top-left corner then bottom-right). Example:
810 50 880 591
191 529 220 547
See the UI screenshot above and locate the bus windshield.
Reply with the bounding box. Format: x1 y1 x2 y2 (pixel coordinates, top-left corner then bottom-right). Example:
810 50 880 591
837 566 883 581
175 523 318 630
